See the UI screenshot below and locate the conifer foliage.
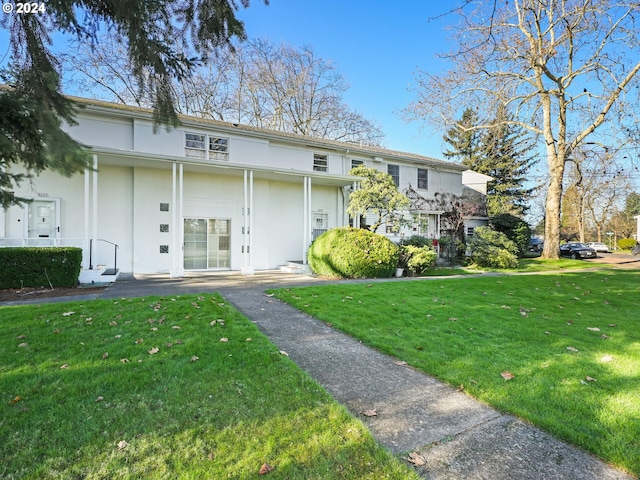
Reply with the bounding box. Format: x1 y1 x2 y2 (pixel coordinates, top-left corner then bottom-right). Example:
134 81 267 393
443 107 535 217
0 0 261 207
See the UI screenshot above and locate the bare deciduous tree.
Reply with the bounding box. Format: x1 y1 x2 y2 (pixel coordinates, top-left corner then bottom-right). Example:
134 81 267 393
64 37 384 145
406 0 640 258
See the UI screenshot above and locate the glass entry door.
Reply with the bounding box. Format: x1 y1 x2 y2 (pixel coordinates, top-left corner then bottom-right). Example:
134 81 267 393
183 218 230 270
27 199 60 244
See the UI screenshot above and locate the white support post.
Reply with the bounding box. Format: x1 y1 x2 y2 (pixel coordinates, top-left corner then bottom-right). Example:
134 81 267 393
176 163 185 277
302 176 312 264
170 162 178 278
91 154 98 268
241 169 254 275
83 164 90 269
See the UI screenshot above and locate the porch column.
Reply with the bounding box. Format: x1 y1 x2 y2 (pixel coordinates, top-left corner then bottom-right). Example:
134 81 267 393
241 169 255 275
83 162 90 269
302 176 312 264
352 181 360 229
170 162 185 278
91 154 98 268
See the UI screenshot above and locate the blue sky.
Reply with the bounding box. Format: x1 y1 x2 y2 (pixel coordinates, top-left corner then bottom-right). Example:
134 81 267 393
235 0 454 158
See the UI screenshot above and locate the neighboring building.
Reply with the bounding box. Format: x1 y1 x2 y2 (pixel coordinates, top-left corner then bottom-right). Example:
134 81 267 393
0 97 489 278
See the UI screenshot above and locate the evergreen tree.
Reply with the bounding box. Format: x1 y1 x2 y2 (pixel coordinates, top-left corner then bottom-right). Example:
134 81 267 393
442 107 482 165
442 106 536 217
479 107 536 217
0 0 261 207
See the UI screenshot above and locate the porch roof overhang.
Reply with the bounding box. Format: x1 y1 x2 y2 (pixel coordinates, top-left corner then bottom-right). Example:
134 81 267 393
89 147 362 187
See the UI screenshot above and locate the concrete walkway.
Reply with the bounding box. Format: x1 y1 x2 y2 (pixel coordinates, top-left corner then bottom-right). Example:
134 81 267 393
5 271 636 479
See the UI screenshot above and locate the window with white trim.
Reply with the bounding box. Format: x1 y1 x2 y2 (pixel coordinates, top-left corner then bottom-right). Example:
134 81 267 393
313 154 328 172
418 168 429 190
467 226 475 236
185 133 206 158
388 164 399 186
351 158 364 170
185 132 229 161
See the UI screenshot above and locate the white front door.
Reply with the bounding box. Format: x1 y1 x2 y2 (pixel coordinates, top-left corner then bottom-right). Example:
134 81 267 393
27 199 60 244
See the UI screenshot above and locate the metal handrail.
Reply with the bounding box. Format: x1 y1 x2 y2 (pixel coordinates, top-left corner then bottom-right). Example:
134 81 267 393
90 238 119 271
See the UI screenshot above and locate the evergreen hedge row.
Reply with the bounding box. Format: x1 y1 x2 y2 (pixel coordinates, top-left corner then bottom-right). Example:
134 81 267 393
0 247 82 288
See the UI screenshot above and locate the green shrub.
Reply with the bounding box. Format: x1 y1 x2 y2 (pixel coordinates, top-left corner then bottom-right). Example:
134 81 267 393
308 227 398 278
467 226 518 268
490 213 531 257
399 245 437 276
400 235 434 248
617 238 636 250
0 247 82 288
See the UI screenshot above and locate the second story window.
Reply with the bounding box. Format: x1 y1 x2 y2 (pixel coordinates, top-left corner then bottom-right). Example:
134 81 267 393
388 164 399 186
185 133 206 158
418 168 429 190
351 158 364 170
313 154 328 172
209 137 229 161
185 132 229 161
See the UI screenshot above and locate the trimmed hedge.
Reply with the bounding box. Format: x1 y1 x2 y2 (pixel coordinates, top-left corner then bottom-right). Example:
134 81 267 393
308 227 399 278
0 247 82 288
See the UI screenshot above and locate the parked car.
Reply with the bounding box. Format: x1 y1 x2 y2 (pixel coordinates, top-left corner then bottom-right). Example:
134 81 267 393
560 242 598 259
585 242 609 253
632 243 640 255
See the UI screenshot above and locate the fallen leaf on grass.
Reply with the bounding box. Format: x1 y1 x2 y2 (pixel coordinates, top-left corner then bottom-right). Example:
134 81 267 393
62 311 75 316
258 463 274 475
109 321 118 326
9 396 21 404
501 371 515 380
279 350 289 356
60 364 69 369
17 334 26 339
102 352 109 359
363 409 378 417
456 384 465 392
172 325 181 329
18 342 28 348
394 361 408 366
120 358 129 363
95 396 104 402
190 356 199 362
585 376 597 382
246 338 252 342
135 338 144 344
219 338 229 343
148 347 159 355
566 346 579 352
600 355 614 363
407 452 427 466
587 327 600 332
117 440 129 450
608 323 617 327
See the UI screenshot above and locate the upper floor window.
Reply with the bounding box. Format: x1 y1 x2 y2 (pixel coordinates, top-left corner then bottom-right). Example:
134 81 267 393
351 158 364 170
388 164 399 186
313 154 328 172
185 132 229 161
418 168 429 190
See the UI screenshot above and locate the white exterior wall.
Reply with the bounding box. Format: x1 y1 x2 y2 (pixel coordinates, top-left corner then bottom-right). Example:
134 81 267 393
2 100 482 277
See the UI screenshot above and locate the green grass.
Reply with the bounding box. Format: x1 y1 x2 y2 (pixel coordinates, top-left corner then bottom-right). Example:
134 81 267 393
272 270 640 477
0 294 420 479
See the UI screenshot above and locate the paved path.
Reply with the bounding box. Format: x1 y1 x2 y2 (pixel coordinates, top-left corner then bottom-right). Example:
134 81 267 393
5 271 636 479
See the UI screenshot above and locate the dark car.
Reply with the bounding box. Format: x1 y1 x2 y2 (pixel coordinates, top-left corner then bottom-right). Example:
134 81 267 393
560 242 598 259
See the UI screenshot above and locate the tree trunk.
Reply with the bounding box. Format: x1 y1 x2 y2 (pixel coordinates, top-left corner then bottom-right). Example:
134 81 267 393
542 152 565 259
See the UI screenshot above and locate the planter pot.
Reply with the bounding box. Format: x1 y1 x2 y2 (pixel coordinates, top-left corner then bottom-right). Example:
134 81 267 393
395 268 405 278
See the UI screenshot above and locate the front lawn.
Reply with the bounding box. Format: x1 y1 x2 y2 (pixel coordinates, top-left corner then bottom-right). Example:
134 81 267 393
273 270 640 477
0 294 419 479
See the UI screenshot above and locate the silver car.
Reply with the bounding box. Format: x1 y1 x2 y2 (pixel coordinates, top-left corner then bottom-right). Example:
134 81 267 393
586 242 609 253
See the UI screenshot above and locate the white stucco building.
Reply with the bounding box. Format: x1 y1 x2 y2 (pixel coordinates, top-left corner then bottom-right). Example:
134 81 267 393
0 97 488 279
